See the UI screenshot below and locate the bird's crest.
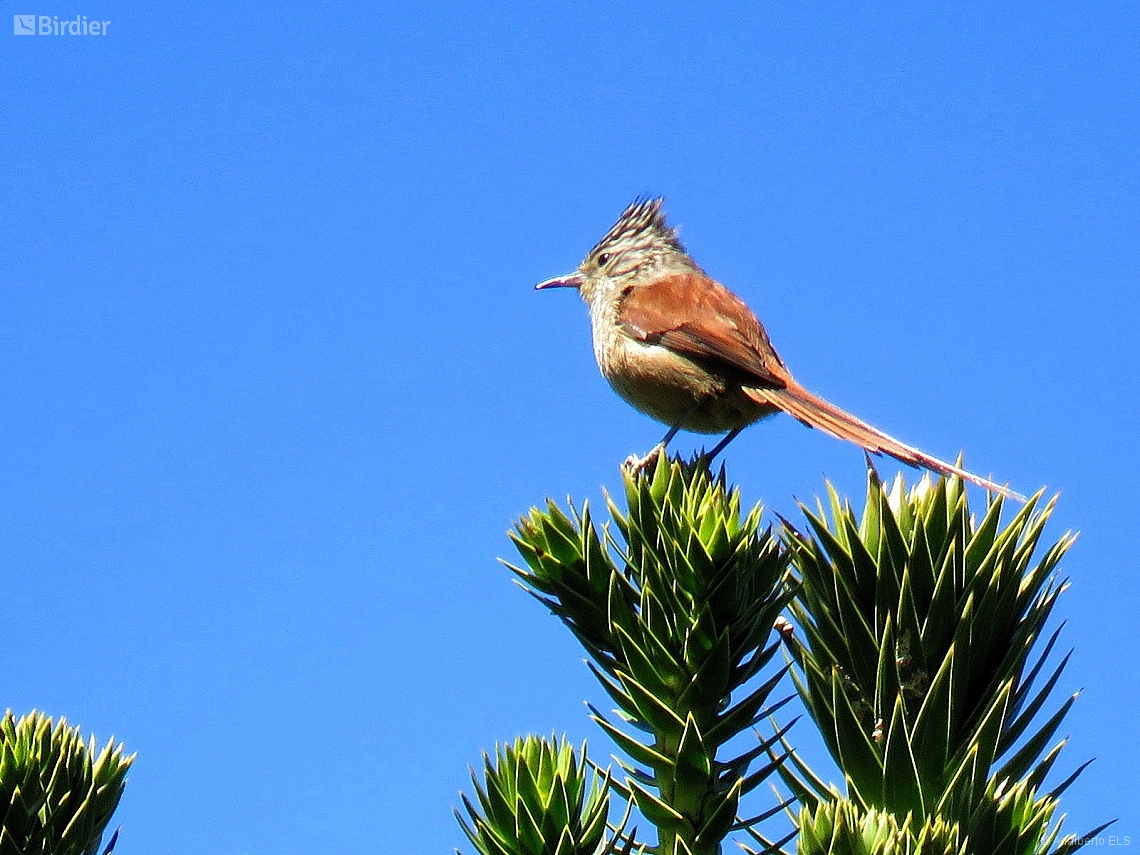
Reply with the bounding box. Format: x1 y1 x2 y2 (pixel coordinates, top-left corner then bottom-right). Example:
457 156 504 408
589 197 685 260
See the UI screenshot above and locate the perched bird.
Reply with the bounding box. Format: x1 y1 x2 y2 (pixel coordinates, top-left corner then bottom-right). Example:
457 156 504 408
537 197 1017 498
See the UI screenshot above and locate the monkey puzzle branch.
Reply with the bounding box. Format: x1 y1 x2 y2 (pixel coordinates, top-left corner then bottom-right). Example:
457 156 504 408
506 456 796 855
771 467 1109 855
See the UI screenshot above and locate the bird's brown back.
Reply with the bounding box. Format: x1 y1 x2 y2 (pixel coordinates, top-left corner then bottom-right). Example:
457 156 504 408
615 272 790 389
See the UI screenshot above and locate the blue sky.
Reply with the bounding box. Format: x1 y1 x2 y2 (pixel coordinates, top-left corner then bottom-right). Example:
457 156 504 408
1 3 1137 852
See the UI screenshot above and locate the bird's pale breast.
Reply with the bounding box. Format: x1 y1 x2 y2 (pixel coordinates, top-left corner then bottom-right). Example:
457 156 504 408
600 330 776 434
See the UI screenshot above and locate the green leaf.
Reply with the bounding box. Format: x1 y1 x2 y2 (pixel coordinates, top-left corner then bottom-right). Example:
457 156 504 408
999 652 1072 758
880 695 923 816
694 777 742 844
997 693 1078 786
704 670 790 748
627 778 686 833
672 716 712 795
617 672 688 736
829 668 882 804
588 719 671 792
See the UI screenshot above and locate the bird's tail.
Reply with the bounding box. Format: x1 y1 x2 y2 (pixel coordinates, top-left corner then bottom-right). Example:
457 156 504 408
744 380 1023 500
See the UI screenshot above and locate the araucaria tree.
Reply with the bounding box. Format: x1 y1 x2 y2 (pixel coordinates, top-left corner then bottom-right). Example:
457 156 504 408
455 456 1105 855
0 709 133 855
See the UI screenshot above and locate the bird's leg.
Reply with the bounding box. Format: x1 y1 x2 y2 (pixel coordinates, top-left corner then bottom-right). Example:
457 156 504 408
658 423 683 448
624 409 698 474
702 427 744 463
623 428 675 474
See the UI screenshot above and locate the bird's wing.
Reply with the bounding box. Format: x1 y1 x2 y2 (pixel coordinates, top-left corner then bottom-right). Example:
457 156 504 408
617 272 789 388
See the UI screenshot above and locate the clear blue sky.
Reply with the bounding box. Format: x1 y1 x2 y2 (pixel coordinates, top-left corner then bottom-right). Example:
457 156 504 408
2 3 1136 852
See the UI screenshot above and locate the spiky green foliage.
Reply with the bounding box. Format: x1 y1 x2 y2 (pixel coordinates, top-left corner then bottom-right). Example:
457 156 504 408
776 469 1107 855
457 735 633 855
791 798 960 855
774 783 1073 855
507 456 796 855
0 709 133 855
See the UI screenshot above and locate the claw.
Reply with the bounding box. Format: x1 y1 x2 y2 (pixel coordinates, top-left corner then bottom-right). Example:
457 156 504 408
623 444 664 475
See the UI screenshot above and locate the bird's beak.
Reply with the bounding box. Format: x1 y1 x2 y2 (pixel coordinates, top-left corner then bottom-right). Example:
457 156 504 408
535 272 584 290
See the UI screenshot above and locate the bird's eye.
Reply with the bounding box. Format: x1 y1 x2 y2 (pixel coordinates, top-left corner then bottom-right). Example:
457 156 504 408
596 252 612 266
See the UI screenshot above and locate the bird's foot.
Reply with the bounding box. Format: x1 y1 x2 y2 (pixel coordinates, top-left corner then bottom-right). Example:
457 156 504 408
622 444 664 475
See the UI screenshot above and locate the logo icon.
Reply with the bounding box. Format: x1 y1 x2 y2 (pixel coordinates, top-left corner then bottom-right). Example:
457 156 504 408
14 14 35 34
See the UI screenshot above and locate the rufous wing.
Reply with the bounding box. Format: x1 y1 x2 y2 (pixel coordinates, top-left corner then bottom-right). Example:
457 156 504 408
616 272 789 389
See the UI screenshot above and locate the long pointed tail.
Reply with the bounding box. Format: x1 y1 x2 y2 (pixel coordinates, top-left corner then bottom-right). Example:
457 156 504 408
744 381 1023 500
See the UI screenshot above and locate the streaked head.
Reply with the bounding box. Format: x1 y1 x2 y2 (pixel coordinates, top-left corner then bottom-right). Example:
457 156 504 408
536 197 691 302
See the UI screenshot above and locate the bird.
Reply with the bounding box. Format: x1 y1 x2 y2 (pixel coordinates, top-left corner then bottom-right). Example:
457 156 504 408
536 197 1019 499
